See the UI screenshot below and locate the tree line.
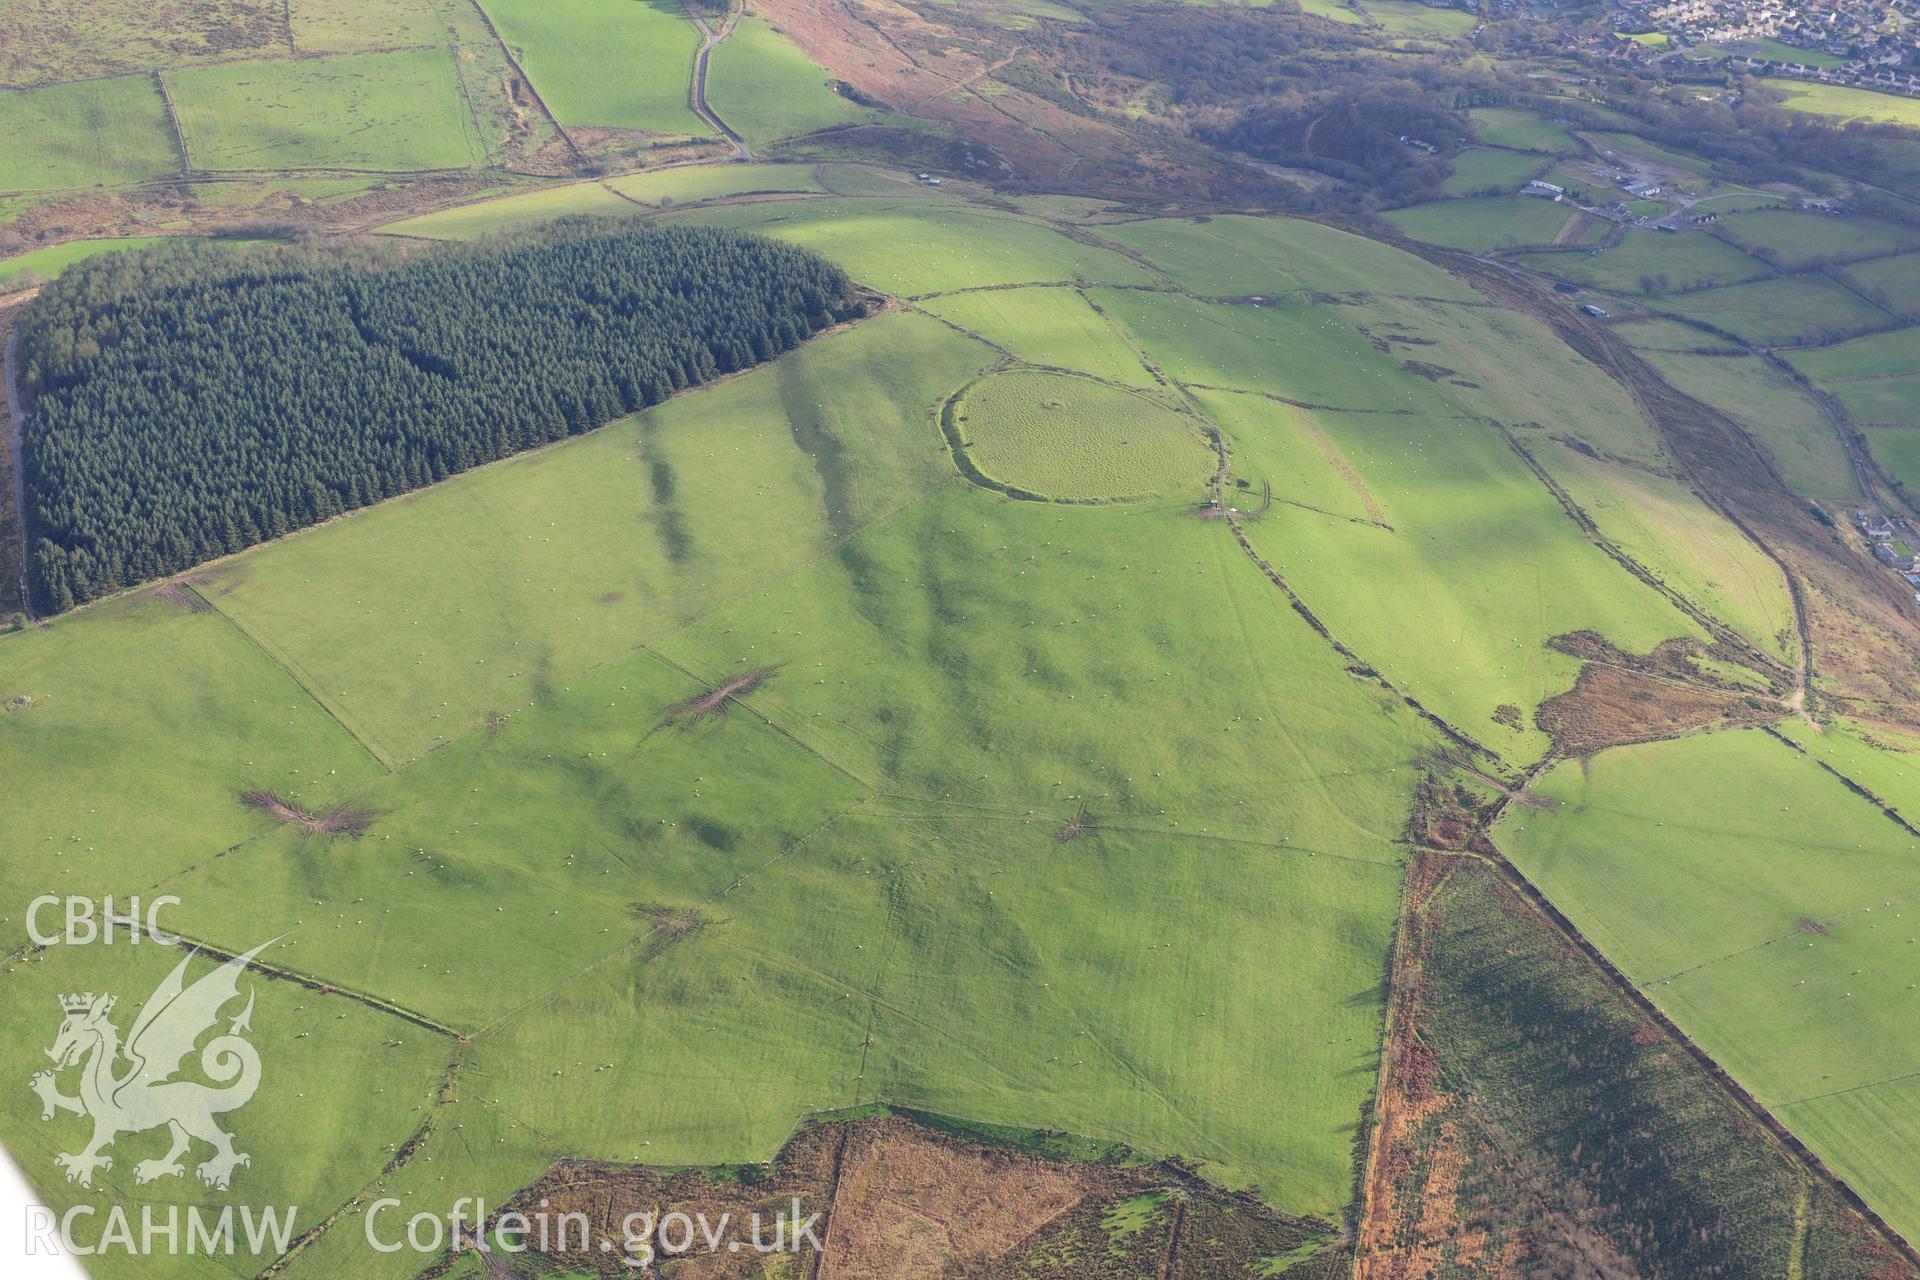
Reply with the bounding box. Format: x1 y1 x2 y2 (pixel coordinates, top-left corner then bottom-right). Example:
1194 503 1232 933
19 224 859 613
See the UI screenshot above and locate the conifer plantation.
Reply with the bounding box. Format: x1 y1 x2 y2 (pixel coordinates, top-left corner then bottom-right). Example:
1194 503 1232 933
18 225 859 611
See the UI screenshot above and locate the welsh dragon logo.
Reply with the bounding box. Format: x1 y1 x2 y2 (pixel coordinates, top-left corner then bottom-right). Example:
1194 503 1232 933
30 940 274 1191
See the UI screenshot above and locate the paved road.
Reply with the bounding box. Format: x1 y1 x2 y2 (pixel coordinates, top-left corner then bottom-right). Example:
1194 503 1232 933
687 4 752 160
3 327 30 618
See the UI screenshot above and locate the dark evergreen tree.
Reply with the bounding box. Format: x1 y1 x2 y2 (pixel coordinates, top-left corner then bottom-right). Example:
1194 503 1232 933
18 225 859 612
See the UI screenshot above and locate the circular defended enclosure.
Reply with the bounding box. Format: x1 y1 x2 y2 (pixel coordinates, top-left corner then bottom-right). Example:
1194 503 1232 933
949 369 1215 502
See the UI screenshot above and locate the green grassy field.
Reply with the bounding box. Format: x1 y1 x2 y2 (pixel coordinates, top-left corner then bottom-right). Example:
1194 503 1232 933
1864 426 1920 490
921 286 1159 386
482 0 703 134
1642 351 1860 501
1778 82 1920 128
1535 439 1798 661
0 941 453 1280
1781 1080 1920 1251
167 48 483 172
288 0 446 52
705 12 870 148
20 0 1920 1263
1498 727 1918 984
159 642 872 1028
1089 288 1458 414
1232 409 1703 763
1192 390 1385 525
1398 856 1853 1280
470 811 1405 1209
1774 316 1912 417
1832 377 1920 427
1469 107 1574 153
1515 229 1772 293
0 76 180 190
378 180 640 238
1643 852 1920 1228
667 198 1158 294
1383 196 1578 252
605 160 828 205
1502 728 1920 1241
1098 212 1481 300
640 484 1427 865
1650 275 1890 345
0 207 1485 1270
1095 283 1665 469
1716 208 1920 268
0 234 172 288
1439 147 1547 196
1537 162 1600 194
996 0 1092 24
1613 315 1744 352
191 309 993 765
1785 326 1920 382
1361 0 1477 36
813 161 962 198
1839 252 1920 315
1295 0 1369 21
1692 190 1795 213
1731 37 1846 68
1775 717 1920 820
0 593 389 957
268 1087 547 1280
12 176 1917 1275
3 357 1431 1275
1580 131 1712 175
1341 291 1671 464
951 369 1213 499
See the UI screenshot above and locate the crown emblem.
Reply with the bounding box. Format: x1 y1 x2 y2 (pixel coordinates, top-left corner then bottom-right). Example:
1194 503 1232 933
35 941 274 1193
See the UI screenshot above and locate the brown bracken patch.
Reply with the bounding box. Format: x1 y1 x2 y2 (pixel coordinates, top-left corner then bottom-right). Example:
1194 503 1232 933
1534 661 1781 757
1409 773 1489 850
240 791 381 837
654 667 780 732
437 1113 1335 1279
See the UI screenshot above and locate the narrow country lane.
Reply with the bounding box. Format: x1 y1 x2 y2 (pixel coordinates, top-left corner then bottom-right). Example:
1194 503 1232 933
688 4 753 160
